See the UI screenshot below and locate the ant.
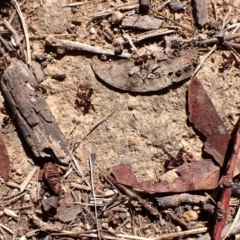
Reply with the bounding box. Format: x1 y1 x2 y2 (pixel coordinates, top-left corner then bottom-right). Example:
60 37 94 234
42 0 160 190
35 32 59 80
76 84 94 113
0 107 13 128
163 147 194 170
31 83 47 95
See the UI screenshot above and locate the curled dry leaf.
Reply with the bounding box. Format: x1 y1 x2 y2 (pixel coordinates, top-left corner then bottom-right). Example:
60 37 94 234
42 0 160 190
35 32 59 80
0 131 10 182
92 50 199 92
111 159 220 193
188 77 230 167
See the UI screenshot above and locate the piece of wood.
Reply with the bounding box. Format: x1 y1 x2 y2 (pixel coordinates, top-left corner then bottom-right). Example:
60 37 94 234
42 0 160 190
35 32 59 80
0 60 71 165
0 131 10 182
92 50 199 92
192 0 209 28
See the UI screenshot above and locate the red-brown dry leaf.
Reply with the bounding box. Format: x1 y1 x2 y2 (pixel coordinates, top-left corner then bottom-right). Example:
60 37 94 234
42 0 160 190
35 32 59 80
112 160 220 193
188 77 230 167
55 192 82 223
0 131 10 182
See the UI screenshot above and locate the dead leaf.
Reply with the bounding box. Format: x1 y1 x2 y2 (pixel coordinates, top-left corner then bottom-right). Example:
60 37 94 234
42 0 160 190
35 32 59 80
55 192 82 223
112 159 220 193
188 77 230 167
92 50 199 92
0 131 10 182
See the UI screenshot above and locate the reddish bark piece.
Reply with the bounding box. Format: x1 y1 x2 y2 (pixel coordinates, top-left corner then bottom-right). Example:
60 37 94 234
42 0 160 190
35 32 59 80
213 121 240 240
55 192 82 223
112 160 220 193
0 131 10 182
188 77 230 167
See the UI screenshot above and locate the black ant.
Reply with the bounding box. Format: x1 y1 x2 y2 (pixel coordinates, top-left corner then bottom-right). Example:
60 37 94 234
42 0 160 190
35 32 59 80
76 84 94 113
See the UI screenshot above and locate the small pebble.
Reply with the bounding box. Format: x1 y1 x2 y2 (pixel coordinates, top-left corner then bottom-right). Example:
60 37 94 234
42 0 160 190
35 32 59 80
111 11 124 24
89 27 96 34
168 0 184 12
71 7 77 14
126 222 132 229
175 226 182 232
193 206 200 211
183 210 198 222
24 194 31 202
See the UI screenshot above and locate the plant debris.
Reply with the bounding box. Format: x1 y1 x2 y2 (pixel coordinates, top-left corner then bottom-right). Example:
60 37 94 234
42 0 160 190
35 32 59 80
0 131 10 182
111 158 220 193
188 77 230 167
92 50 199 92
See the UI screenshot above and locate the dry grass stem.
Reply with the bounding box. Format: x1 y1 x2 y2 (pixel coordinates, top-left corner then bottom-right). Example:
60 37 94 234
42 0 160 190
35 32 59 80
192 44 217 77
223 206 240 240
62 2 85 7
13 0 31 65
19 166 38 192
89 154 101 239
0 223 13 235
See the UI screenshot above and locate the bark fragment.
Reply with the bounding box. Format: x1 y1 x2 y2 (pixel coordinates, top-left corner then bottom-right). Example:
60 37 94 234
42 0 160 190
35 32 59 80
193 0 209 28
0 60 71 165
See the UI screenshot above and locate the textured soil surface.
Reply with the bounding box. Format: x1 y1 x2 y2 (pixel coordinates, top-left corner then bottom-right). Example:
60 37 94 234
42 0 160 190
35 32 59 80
1 0 240 239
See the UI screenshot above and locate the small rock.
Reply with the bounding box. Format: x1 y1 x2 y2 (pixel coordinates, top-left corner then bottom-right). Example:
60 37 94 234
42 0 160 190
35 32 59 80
175 226 182 232
126 222 132 229
51 73 66 81
104 189 116 197
24 194 31 202
119 212 127 220
71 7 77 14
111 11 124 24
41 61 48 68
90 27 96 34
183 210 198 222
168 0 185 12
193 206 200 211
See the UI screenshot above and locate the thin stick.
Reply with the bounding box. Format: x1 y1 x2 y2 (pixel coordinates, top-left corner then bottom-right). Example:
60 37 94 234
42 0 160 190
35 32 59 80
122 29 137 53
221 5 232 30
19 166 38 192
72 109 117 151
0 223 13 235
69 152 91 187
150 9 194 33
30 33 76 40
89 154 101 239
62 2 85 7
3 18 21 47
132 29 175 43
156 0 171 10
45 36 131 58
13 0 31 65
192 44 216 77
85 109 116 138
200 33 240 45
223 206 240 240
90 2 138 18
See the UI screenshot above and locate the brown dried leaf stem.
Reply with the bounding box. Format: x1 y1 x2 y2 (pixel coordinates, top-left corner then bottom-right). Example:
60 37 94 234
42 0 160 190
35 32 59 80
214 120 240 240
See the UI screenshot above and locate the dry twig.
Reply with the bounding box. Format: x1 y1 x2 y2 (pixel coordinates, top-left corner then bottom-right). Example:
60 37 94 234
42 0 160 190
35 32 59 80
46 36 131 58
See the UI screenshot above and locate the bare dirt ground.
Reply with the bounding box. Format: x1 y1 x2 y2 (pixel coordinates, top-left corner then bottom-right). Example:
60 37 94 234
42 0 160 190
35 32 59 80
1 0 240 239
